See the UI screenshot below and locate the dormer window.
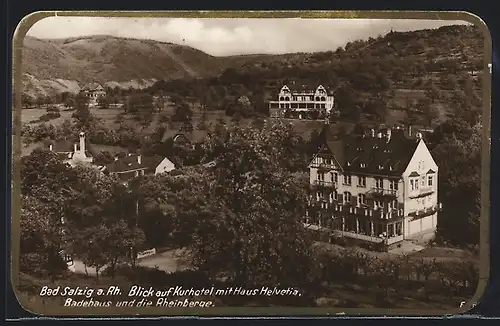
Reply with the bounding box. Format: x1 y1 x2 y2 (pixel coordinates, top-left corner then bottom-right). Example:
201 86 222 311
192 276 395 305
347 161 351 166
389 166 393 171
373 145 379 149
378 165 383 170
360 163 366 168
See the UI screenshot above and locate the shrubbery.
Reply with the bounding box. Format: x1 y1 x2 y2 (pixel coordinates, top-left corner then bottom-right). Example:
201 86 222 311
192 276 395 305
312 247 478 300
33 112 61 123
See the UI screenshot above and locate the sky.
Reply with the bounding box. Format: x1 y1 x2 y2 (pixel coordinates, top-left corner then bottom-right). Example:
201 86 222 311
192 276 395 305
26 16 470 56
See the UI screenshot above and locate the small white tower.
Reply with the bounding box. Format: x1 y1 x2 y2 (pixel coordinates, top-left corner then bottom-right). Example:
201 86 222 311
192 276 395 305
79 132 85 154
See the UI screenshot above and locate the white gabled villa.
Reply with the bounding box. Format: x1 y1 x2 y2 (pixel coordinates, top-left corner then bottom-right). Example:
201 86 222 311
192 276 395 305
307 124 440 251
269 84 336 119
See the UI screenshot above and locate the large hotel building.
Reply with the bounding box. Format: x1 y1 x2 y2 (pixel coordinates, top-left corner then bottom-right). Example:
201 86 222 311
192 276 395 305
306 124 439 250
268 84 336 119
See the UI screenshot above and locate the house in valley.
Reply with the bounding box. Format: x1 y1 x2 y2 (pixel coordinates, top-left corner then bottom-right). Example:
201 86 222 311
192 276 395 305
45 132 94 167
161 122 208 148
103 153 175 181
143 155 176 175
80 83 106 108
268 83 336 119
307 124 440 251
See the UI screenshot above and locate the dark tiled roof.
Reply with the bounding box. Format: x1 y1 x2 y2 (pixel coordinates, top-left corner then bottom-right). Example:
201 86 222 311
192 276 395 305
409 171 420 177
141 155 167 170
317 124 420 176
44 138 95 156
161 128 208 144
281 83 334 96
106 154 172 173
46 139 74 152
106 154 147 173
81 83 104 91
426 169 436 174
55 152 71 161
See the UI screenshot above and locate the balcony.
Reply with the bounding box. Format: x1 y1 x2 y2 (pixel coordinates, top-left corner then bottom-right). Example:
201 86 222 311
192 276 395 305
368 187 399 198
312 180 336 188
408 206 438 220
333 230 385 244
310 162 335 170
332 205 404 220
379 209 405 220
408 187 435 199
335 231 404 246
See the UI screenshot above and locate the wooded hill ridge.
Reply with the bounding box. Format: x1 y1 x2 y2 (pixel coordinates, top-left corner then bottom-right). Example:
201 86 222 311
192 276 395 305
20 24 484 99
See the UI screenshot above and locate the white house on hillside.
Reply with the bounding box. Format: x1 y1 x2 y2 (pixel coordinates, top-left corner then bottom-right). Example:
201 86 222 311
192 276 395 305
268 83 335 118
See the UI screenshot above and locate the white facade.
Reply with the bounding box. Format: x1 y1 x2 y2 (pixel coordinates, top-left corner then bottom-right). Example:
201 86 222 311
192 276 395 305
155 158 176 175
401 139 439 238
269 84 335 118
81 84 106 108
307 129 439 250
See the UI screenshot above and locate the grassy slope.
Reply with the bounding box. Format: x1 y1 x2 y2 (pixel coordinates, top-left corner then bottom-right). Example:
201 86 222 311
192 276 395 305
20 35 278 98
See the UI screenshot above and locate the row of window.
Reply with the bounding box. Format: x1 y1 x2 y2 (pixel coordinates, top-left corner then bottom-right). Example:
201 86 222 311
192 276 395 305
317 172 398 190
280 103 326 109
314 156 394 171
317 191 398 209
410 175 433 190
279 96 328 101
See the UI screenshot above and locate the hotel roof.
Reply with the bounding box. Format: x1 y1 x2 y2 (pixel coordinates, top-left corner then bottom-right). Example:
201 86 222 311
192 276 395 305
81 83 105 92
315 124 421 176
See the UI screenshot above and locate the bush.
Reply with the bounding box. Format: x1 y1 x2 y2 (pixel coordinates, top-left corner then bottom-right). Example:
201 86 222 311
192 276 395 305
46 106 60 113
37 112 61 122
315 245 478 296
105 265 211 288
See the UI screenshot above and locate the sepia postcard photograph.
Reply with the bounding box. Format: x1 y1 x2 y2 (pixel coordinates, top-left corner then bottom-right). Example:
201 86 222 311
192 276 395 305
11 11 491 316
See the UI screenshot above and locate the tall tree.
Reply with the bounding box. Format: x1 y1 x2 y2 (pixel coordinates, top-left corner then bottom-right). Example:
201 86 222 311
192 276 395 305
20 149 80 279
432 122 481 246
163 122 315 287
72 93 94 130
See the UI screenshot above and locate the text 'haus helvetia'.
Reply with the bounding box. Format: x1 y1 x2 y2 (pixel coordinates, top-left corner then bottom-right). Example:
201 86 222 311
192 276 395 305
307 125 439 251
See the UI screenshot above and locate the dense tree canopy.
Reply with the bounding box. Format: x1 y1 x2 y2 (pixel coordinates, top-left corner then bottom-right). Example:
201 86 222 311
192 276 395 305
432 121 482 246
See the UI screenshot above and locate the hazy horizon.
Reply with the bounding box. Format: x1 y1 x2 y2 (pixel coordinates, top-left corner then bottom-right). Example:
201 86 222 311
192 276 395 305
25 17 471 56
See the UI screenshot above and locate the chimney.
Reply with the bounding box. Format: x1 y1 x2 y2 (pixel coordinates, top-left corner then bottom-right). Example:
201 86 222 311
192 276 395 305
49 144 53 151
79 132 85 154
370 129 375 137
408 125 412 137
386 128 392 143
137 154 142 165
